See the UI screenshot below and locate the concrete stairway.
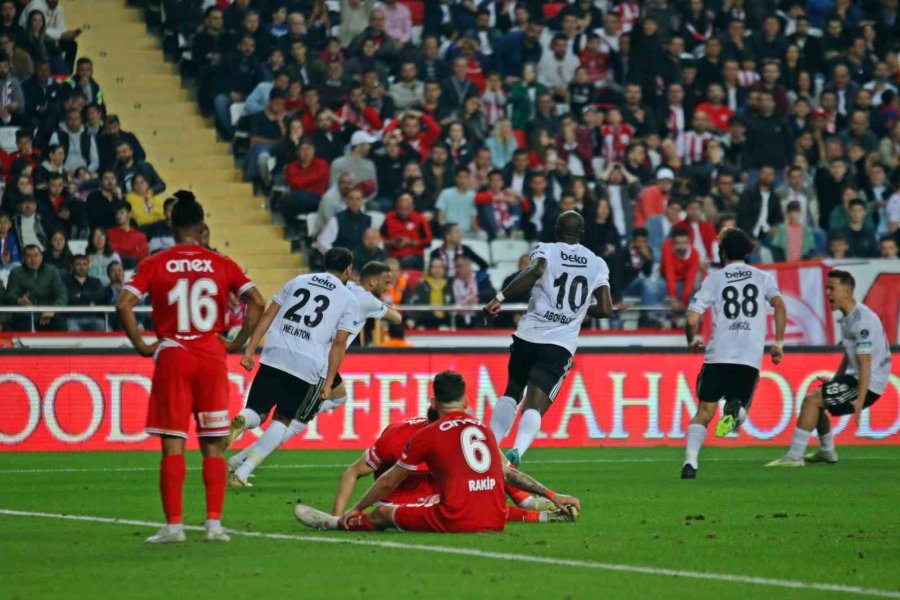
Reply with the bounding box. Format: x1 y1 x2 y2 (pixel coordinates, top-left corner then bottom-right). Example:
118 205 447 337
65 0 304 298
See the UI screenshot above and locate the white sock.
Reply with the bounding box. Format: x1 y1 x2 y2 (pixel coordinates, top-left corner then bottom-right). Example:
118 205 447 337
235 420 288 479
229 449 248 466
819 432 835 453
787 428 812 460
538 511 549 523
736 407 748 427
684 423 707 468
518 495 537 509
239 408 261 430
205 519 222 530
323 514 339 530
319 395 348 413
281 419 308 443
490 396 518 441
513 409 542 457
166 523 183 534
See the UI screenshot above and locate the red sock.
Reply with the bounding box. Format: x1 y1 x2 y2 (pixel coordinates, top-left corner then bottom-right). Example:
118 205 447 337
341 513 376 531
505 483 531 507
506 506 541 522
202 456 227 521
160 454 186 525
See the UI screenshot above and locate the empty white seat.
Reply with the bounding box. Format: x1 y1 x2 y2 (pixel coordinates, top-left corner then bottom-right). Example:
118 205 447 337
489 239 530 265
488 260 521 291
367 210 385 231
0 127 19 152
68 239 88 255
464 239 491 265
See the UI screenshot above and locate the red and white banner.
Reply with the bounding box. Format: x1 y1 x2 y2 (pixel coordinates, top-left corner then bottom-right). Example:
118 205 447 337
759 261 835 346
1 351 898 452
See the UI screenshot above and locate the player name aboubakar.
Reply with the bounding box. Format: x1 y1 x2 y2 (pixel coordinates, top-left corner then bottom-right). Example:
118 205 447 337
281 323 311 339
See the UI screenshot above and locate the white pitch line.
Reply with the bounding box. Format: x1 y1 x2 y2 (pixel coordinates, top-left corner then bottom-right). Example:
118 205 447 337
0 455 897 475
0 508 898 599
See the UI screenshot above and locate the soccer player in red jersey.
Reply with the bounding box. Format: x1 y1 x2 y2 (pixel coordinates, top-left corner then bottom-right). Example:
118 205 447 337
117 192 265 544
327 413 567 524
296 371 581 533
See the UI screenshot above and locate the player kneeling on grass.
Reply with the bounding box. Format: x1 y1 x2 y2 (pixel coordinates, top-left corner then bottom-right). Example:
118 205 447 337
767 270 891 467
296 371 581 532
327 410 565 525
681 227 786 479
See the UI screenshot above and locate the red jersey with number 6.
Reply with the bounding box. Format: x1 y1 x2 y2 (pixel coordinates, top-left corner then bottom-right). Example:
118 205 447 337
124 245 255 359
397 411 506 531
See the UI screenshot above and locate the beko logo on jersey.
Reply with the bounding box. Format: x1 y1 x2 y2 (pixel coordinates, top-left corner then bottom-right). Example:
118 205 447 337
725 270 752 279
166 259 214 273
560 251 587 264
311 275 336 290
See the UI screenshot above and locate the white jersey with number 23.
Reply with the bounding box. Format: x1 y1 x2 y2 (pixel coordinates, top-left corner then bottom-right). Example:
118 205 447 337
688 262 781 369
514 242 610 355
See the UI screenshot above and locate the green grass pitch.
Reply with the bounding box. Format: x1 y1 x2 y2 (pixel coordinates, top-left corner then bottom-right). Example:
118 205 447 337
2 446 899 600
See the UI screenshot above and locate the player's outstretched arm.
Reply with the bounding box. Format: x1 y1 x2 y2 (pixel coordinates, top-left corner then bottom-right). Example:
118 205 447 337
482 257 546 321
586 285 613 318
240 300 282 371
332 455 375 516
225 287 265 353
770 295 786 365
340 464 409 528
502 463 581 515
116 290 158 358
382 307 403 325
322 330 350 399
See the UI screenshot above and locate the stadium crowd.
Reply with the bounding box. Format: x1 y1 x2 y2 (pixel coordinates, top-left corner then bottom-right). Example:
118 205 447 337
3 0 900 332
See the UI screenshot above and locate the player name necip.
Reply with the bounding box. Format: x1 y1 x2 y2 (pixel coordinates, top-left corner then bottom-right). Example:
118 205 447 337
468 476 497 492
281 323 311 339
165 259 214 273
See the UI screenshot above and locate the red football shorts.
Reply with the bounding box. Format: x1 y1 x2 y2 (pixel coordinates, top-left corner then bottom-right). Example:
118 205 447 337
391 504 505 533
146 346 230 439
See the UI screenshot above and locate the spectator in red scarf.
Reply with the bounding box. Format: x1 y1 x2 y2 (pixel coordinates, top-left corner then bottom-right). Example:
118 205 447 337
675 197 717 268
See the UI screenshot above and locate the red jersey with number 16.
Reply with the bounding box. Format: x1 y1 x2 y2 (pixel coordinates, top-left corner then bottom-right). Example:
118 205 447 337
124 245 255 359
398 411 506 531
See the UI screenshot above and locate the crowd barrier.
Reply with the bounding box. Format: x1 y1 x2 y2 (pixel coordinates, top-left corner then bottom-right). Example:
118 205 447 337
2 349 898 451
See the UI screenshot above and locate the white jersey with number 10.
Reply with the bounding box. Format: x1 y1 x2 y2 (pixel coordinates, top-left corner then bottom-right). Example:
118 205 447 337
260 272 360 384
688 262 781 369
514 242 610 355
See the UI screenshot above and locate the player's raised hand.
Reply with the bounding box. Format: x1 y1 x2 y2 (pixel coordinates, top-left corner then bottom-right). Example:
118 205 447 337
482 298 502 322
770 344 784 365
688 339 705 353
239 352 255 371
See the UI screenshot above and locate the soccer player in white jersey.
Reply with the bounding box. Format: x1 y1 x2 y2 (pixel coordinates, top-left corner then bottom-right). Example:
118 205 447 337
483 211 613 466
681 228 786 479
223 248 360 487
767 270 892 467
226 260 402 482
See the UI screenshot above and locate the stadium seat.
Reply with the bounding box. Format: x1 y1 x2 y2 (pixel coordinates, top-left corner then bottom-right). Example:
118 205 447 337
231 103 248 139
489 260 520 291
489 239 530 265
0 127 18 152
68 240 88 255
466 239 491 266
0 268 9 287
400 0 424 25
368 210 385 231
543 3 566 19
299 212 320 237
